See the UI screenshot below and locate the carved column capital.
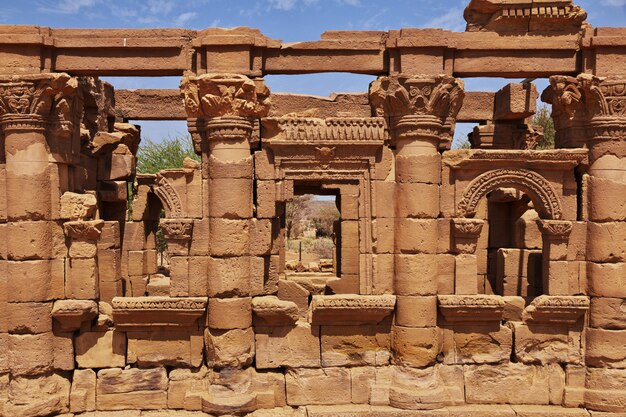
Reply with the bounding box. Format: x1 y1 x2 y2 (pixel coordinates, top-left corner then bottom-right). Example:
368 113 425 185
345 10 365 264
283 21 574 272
451 218 484 254
538 219 573 240
63 220 104 241
160 219 194 241
181 73 270 144
0 73 80 134
369 74 465 146
544 74 626 145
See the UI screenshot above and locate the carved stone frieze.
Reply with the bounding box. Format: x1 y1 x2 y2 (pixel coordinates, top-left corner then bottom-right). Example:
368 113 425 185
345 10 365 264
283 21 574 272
464 0 587 34
457 168 562 220
522 295 590 324
262 117 387 144
153 174 186 219
180 73 271 119
59 192 98 221
451 218 485 254
310 294 396 325
251 296 299 326
0 73 80 133
160 219 194 240
438 295 505 323
112 296 208 330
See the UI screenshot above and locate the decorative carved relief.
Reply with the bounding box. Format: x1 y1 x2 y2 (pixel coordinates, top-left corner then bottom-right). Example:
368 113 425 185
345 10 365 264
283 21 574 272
457 168 562 220
63 220 104 241
262 117 387 143
438 295 505 323
180 73 271 118
370 75 464 121
112 296 208 330
153 174 185 218
544 74 626 142
464 0 587 34
310 294 396 325
522 295 590 324
0 74 79 131
160 219 194 240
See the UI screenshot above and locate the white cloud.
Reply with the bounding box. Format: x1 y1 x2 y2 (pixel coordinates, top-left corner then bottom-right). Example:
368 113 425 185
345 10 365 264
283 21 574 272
268 0 298 10
147 0 176 15
424 7 466 32
38 0 98 14
601 0 626 5
174 11 198 26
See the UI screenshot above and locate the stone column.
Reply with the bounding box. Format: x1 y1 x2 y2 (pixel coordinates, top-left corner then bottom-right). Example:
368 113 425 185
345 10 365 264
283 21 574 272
0 73 80 377
538 219 573 295
370 74 464 367
451 218 485 294
545 74 626 412
181 74 271 369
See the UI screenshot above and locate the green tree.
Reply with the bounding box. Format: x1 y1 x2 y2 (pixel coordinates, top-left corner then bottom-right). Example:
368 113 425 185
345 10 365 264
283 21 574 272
136 134 200 174
533 105 556 150
286 195 312 239
311 206 340 238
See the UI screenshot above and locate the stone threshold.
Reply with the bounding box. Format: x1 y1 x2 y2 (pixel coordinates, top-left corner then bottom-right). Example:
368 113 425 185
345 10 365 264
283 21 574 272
51 405 620 417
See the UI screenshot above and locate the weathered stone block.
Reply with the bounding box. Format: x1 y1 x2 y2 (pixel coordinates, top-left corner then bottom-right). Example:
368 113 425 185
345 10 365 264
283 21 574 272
587 262 626 297
395 218 438 254
394 254 438 296
321 325 390 367
396 183 439 219
392 326 441 367
209 178 253 219
208 256 250 297
286 368 351 406
587 328 626 368
465 363 552 405
255 322 321 369
7 301 52 334
75 331 126 369
443 324 512 365
208 297 252 329
127 330 204 368
70 369 96 413
97 367 168 410
587 222 626 262
7 259 65 302
6 372 70 417
205 327 254 368
513 323 582 365
209 218 249 256
395 296 437 327
66 258 99 299
590 297 626 329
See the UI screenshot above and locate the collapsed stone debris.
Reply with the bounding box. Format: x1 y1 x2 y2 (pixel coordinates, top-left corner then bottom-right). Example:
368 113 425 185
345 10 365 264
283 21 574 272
0 1 625 416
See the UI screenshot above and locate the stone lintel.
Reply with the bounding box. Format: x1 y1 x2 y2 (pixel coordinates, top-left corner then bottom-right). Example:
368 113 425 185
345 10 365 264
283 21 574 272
522 295 590 324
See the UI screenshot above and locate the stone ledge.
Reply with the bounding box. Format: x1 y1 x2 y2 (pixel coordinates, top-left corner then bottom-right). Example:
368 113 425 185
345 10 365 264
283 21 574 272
111 297 207 331
522 295 590 324
310 295 396 325
438 295 505 323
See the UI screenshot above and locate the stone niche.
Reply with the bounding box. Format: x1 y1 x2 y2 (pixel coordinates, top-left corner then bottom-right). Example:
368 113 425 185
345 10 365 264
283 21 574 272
1 1 626 416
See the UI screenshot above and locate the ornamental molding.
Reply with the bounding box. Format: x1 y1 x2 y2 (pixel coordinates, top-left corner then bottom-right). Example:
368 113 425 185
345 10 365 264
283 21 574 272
522 295 590 324
457 168 562 220
261 117 387 144
112 296 208 331
251 296 299 326
181 73 271 118
438 295 505 323
153 174 185 219
310 294 396 325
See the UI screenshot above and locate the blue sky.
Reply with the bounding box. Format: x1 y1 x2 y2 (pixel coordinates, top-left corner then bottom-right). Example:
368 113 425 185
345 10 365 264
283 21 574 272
2 0 625 144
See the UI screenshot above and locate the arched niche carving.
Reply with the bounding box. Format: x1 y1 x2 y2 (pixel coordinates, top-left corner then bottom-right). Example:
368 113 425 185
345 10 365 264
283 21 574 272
457 168 562 220
152 174 185 219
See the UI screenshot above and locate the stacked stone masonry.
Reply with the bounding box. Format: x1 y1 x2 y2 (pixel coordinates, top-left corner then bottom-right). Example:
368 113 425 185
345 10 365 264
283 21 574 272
1 0 626 416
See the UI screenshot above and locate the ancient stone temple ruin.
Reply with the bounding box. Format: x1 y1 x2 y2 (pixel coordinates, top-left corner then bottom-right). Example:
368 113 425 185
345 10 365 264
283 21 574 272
0 0 625 416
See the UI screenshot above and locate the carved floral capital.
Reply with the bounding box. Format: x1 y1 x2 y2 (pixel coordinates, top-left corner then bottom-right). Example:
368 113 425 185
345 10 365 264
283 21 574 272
451 218 485 238
0 73 80 132
160 219 194 240
538 220 573 239
63 220 104 241
180 73 271 119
